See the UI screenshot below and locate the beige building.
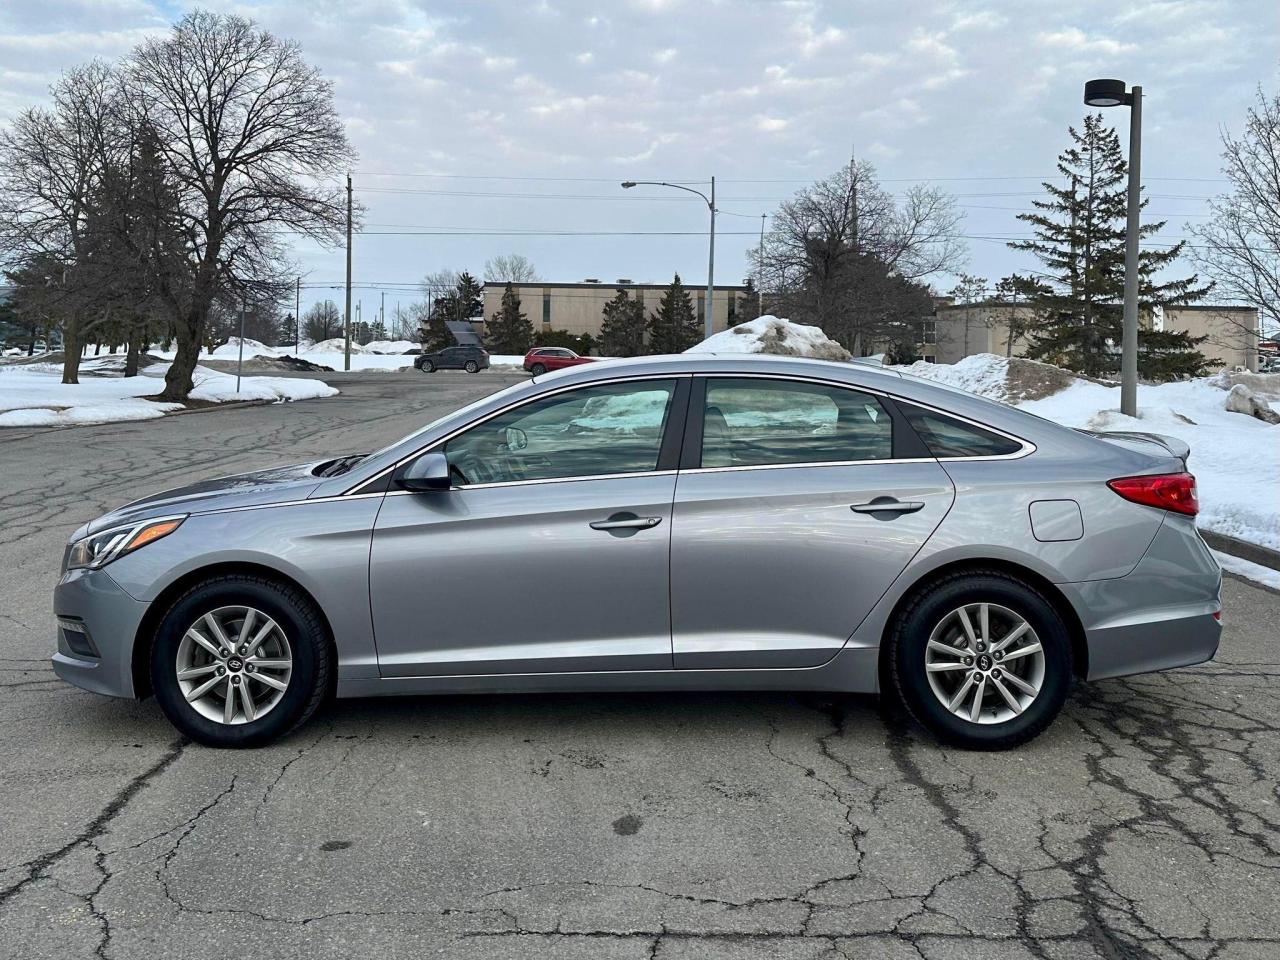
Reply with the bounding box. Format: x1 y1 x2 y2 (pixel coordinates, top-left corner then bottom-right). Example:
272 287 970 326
481 280 752 341
927 301 1260 371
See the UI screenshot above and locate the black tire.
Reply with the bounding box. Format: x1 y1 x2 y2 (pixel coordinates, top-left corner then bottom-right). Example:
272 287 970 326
886 570 1071 750
150 574 331 748
464 360 479 373
530 362 546 376
419 360 435 373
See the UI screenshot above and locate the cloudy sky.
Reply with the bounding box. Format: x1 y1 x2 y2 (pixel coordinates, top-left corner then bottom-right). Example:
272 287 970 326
1 0 1276 317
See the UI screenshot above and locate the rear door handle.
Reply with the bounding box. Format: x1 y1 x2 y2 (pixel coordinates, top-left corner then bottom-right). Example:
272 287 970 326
590 516 663 530
851 499 925 515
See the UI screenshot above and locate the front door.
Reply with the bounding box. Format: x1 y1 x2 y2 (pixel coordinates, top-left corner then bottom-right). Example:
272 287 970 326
671 376 954 669
370 377 686 677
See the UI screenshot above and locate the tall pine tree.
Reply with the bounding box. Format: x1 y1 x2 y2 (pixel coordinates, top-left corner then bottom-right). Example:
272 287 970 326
1010 114 1209 379
599 288 647 356
646 274 700 353
485 282 533 353
417 272 485 351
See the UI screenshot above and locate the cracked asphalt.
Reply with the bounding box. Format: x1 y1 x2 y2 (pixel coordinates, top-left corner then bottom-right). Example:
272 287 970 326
2 370 1278 960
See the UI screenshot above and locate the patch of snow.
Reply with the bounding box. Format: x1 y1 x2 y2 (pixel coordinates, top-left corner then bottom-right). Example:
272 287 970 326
1212 551 1280 591
0 361 335 428
363 339 420 354
686 316 852 361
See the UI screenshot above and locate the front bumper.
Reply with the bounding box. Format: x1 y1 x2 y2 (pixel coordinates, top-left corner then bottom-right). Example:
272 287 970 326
51 566 149 699
1063 516 1223 681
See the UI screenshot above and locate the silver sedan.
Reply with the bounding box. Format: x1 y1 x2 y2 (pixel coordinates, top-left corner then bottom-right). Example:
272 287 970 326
53 354 1221 749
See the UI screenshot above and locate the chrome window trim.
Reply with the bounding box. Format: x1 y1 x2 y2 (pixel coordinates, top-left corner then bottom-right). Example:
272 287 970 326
344 372 692 496
382 469 679 496
694 371 1036 467
341 367 1035 497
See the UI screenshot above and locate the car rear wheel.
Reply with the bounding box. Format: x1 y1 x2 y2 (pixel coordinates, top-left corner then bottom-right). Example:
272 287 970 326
886 571 1071 750
150 575 331 748
464 360 479 373
530 362 546 376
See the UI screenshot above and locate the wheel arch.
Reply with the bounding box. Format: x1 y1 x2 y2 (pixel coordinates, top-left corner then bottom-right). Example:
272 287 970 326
877 557 1089 684
131 561 338 700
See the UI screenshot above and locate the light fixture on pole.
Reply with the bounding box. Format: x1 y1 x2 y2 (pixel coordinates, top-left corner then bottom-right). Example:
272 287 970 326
1084 78 1142 417
621 179 716 341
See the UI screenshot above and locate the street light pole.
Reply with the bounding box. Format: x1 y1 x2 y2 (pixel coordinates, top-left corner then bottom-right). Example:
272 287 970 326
344 172 353 372
621 178 717 340
758 213 766 318
1084 78 1142 417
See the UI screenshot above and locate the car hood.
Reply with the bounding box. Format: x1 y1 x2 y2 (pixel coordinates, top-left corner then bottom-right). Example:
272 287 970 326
81 461 326 537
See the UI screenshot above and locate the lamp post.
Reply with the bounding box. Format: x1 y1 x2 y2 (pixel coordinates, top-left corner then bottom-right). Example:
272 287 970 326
1084 78 1142 417
622 178 716 340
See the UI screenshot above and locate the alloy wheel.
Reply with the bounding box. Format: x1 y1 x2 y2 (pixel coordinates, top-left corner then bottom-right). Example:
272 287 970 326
923 602 1045 725
175 605 293 725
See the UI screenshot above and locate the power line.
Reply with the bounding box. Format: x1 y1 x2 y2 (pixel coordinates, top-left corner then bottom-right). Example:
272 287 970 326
353 170 1228 185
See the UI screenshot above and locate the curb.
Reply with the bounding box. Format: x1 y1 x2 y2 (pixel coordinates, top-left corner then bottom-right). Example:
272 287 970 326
162 398 275 417
1200 530 1280 572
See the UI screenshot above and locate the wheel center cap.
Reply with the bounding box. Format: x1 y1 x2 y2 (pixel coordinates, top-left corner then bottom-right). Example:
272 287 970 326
226 657 243 672
977 655 992 671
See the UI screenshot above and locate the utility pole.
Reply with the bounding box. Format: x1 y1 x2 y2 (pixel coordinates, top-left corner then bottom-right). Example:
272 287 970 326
705 176 716 340
295 277 301 351
380 291 385 336
236 292 246 393
344 172 353 371
758 213 766 318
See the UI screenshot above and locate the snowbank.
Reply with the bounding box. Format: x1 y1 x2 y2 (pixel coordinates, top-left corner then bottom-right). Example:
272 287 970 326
363 340 419 354
686 316 852 361
0 361 336 428
897 354 1280 552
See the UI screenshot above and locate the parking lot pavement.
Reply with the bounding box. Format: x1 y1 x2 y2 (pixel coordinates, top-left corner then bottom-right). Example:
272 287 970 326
1 370 1278 960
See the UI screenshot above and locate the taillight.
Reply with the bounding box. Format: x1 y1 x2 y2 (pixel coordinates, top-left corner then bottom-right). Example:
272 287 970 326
1107 473 1199 516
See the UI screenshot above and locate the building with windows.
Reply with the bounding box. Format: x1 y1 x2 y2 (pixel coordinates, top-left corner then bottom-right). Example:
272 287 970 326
926 300 1260 371
480 279 752 341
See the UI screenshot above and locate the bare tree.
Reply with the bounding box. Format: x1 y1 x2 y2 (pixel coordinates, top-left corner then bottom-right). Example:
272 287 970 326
1190 82 1280 337
127 11 354 401
483 253 540 283
0 62 132 382
759 160 964 353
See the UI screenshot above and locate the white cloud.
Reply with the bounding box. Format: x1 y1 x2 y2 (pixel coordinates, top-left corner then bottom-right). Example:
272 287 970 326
1035 27 1137 55
754 115 790 133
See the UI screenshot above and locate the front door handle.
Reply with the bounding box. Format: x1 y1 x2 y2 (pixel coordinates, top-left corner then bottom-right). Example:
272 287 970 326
851 499 925 515
590 515 663 531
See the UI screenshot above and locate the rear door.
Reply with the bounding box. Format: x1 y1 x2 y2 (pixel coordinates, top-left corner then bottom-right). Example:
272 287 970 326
670 375 954 669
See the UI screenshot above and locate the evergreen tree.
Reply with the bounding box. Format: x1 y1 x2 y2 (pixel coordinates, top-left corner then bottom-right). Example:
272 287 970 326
1010 114 1210 379
599 288 647 356
646 274 700 353
417 272 484 350
485 282 533 353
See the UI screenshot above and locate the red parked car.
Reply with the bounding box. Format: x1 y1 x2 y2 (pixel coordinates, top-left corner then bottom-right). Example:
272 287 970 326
523 347 596 376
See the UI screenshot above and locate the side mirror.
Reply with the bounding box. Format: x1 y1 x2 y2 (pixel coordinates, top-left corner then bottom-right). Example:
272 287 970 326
400 452 452 492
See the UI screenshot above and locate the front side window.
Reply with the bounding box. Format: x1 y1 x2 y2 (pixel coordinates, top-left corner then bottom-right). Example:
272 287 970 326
699 378 892 468
445 380 677 485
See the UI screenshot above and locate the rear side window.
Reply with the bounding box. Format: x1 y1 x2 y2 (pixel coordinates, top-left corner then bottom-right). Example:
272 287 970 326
700 378 892 467
900 405 1024 458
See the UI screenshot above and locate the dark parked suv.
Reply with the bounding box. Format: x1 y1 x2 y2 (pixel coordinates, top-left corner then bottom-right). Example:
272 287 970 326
414 345 490 374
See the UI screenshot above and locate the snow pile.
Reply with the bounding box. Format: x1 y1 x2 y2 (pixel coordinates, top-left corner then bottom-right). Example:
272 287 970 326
902 354 1011 400
686 316 852 361
0 362 336 428
206 337 271 358
901 353 1078 404
308 337 369 354
363 340 419 354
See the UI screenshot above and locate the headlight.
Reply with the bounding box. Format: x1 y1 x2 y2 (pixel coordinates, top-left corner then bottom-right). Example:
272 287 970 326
67 516 185 570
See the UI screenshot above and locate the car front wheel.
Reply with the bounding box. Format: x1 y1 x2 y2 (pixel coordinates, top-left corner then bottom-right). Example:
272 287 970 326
150 574 331 748
418 360 435 373
886 571 1071 750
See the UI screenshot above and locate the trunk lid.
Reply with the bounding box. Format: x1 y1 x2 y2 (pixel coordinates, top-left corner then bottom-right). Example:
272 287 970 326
1078 430 1190 468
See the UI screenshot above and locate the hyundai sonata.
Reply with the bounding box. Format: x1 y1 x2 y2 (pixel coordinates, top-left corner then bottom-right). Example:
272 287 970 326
53 354 1221 748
